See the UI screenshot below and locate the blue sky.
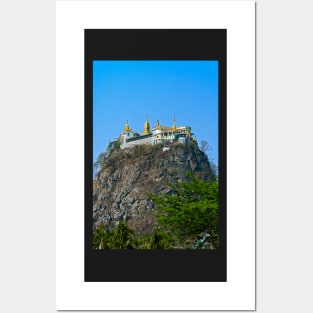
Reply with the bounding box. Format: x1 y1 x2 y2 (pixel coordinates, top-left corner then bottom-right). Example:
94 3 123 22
93 60 219 165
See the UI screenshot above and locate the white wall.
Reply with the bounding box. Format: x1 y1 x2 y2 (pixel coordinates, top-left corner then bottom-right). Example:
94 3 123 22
121 135 153 149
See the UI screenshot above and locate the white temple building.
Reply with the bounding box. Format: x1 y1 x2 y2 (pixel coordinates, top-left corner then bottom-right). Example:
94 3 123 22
117 116 196 150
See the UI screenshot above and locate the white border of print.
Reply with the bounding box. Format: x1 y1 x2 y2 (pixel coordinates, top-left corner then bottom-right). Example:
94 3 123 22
56 1 255 310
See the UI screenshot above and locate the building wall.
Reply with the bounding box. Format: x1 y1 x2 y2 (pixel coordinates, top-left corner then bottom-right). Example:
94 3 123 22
119 125 193 149
120 135 153 149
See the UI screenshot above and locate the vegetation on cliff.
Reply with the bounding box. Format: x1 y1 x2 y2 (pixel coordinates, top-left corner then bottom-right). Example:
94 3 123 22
149 172 218 249
93 141 218 249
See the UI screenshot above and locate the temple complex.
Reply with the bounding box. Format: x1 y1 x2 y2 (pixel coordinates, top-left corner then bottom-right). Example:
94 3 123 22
117 116 196 149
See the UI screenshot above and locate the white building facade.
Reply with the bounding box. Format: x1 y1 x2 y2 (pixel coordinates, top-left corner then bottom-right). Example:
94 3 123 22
118 117 195 150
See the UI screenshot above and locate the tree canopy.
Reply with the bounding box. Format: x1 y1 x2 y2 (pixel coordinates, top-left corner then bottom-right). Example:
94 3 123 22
148 172 219 249
93 172 219 249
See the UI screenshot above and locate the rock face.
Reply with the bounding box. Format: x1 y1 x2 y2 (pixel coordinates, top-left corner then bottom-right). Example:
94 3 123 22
93 141 214 235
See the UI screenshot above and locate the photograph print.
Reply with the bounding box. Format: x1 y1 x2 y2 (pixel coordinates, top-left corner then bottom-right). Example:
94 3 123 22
85 29 226 281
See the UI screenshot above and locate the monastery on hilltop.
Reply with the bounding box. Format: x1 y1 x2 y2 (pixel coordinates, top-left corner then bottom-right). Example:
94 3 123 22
117 116 196 150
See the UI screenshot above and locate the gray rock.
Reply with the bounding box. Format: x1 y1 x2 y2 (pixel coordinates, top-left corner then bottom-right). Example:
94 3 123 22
93 142 214 235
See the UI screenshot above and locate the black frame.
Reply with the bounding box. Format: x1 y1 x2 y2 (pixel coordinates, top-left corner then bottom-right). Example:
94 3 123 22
85 29 227 282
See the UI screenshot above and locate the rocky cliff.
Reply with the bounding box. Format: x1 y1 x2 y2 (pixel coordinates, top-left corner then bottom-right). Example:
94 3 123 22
93 141 214 235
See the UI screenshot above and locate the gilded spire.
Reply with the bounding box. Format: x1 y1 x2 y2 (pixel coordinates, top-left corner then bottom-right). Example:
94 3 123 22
156 119 161 129
124 119 131 132
142 116 151 135
172 114 177 130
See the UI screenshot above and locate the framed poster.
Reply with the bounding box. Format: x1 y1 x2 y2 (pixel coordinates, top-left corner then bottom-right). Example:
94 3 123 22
85 29 226 282
57 0 255 310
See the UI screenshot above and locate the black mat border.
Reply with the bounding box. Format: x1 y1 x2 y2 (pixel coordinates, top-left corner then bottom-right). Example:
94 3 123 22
85 29 227 282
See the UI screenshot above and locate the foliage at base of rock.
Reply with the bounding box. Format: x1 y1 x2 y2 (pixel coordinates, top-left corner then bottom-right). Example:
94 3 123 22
148 172 219 249
93 222 137 249
93 172 219 250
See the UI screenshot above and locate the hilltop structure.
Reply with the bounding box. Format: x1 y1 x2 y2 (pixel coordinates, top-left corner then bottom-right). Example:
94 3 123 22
117 116 196 149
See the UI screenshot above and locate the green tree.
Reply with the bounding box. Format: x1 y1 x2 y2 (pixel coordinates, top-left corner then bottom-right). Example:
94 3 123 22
93 222 137 249
148 172 219 249
93 151 107 175
93 225 109 249
147 229 173 249
108 221 137 249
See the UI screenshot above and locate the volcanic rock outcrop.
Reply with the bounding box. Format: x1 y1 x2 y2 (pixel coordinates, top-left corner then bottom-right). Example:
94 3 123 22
93 141 214 235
